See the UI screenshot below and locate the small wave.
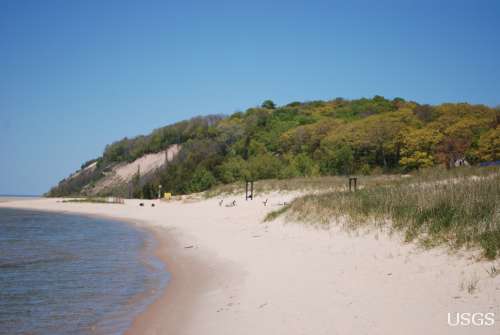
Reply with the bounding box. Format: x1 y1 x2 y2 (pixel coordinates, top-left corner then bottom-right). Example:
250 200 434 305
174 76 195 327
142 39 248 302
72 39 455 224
0 254 79 269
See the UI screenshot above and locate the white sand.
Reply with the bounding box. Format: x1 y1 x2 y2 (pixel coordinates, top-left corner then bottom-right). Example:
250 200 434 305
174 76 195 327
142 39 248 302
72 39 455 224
115 144 180 181
87 144 181 194
1 195 499 334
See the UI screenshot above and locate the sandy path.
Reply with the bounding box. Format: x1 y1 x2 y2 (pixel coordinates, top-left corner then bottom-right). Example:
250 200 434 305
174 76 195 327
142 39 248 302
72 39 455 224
1 196 499 334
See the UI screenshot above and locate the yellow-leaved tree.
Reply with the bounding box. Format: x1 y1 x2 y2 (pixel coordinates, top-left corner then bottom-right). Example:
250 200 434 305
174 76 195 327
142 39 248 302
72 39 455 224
475 127 500 162
399 128 443 170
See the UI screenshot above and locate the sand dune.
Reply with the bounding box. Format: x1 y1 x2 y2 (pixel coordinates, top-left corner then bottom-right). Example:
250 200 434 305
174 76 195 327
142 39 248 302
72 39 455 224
1 194 499 334
114 144 180 181
77 144 181 195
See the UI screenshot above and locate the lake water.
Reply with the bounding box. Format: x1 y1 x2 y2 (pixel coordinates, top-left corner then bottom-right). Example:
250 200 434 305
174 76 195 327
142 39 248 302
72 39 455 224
0 208 169 335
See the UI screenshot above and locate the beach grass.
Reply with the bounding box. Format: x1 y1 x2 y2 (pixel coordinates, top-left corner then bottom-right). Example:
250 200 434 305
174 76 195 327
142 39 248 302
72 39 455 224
266 167 500 259
62 197 124 204
264 205 290 222
205 174 402 198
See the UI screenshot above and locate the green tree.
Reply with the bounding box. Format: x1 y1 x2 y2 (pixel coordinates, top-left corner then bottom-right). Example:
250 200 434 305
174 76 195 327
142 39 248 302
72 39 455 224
189 167 216 192
141 183 156 199
248 153 283 180
217 157 249 183
334 145 354 175
261 100 276 109
131 165 141 198
320 144 354 175
283 153 320 177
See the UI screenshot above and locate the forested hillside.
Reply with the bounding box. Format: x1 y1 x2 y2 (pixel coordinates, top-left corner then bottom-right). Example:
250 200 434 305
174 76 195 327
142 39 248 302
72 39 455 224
47 96 499 197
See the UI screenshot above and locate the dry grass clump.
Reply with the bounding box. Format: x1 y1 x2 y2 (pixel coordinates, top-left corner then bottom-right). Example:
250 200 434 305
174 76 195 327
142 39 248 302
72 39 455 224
460 274 480 294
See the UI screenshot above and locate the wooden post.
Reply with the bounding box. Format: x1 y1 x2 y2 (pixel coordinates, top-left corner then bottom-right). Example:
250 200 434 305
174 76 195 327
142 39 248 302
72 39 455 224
348 177 358 192
245 180 254 200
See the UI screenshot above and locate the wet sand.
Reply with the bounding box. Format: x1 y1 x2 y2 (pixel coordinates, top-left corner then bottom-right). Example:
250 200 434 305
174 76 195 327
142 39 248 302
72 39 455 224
124 225 215 335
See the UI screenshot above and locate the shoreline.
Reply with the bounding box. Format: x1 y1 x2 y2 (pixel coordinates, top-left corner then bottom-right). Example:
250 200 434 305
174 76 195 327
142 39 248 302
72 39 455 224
0 199 237 335
0 201 200 334
1 196 499 334
124 225 207 335
0 204 177 334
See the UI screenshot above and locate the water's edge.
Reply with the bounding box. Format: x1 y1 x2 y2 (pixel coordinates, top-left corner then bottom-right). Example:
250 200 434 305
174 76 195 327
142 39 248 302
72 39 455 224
0 207 170 335
109 218 170 335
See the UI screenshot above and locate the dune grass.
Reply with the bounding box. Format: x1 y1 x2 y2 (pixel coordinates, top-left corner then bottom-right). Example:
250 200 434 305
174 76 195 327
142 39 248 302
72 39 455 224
205 174 402 198
266 167 500 259
62 197 124 204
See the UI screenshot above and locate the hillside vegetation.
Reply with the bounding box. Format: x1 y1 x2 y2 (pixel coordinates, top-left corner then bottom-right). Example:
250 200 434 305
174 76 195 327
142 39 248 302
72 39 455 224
47 96 499 197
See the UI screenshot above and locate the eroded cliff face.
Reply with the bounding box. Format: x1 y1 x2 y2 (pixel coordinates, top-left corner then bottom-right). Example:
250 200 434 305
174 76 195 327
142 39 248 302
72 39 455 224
48 144 180 197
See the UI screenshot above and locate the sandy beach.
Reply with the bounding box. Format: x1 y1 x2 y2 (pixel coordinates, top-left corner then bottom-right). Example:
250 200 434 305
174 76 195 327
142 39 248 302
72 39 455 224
1 195 499 335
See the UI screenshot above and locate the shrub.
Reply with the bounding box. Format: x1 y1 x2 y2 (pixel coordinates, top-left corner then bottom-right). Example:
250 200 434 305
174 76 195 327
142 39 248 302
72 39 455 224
217 157 249 183
248 154 283 180
189 168 216 192
320 144 354 175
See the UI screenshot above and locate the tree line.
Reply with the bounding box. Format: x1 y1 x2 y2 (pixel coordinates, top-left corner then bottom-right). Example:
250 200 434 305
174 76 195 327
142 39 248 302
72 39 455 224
47 96 499 197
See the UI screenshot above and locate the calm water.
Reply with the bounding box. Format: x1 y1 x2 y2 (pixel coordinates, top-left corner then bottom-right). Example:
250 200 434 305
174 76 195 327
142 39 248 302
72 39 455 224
0 208 168 335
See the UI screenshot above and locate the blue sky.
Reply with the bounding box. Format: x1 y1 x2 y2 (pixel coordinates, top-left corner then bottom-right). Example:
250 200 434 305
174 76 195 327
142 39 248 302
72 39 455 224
1 0 499 195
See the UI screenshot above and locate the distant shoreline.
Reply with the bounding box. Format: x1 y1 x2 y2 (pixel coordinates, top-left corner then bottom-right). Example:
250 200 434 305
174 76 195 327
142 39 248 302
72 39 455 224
0 196 41 203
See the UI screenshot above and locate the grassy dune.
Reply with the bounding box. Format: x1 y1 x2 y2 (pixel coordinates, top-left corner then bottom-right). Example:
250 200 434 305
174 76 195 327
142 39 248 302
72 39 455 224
205 174 400 197
266 167 500 259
